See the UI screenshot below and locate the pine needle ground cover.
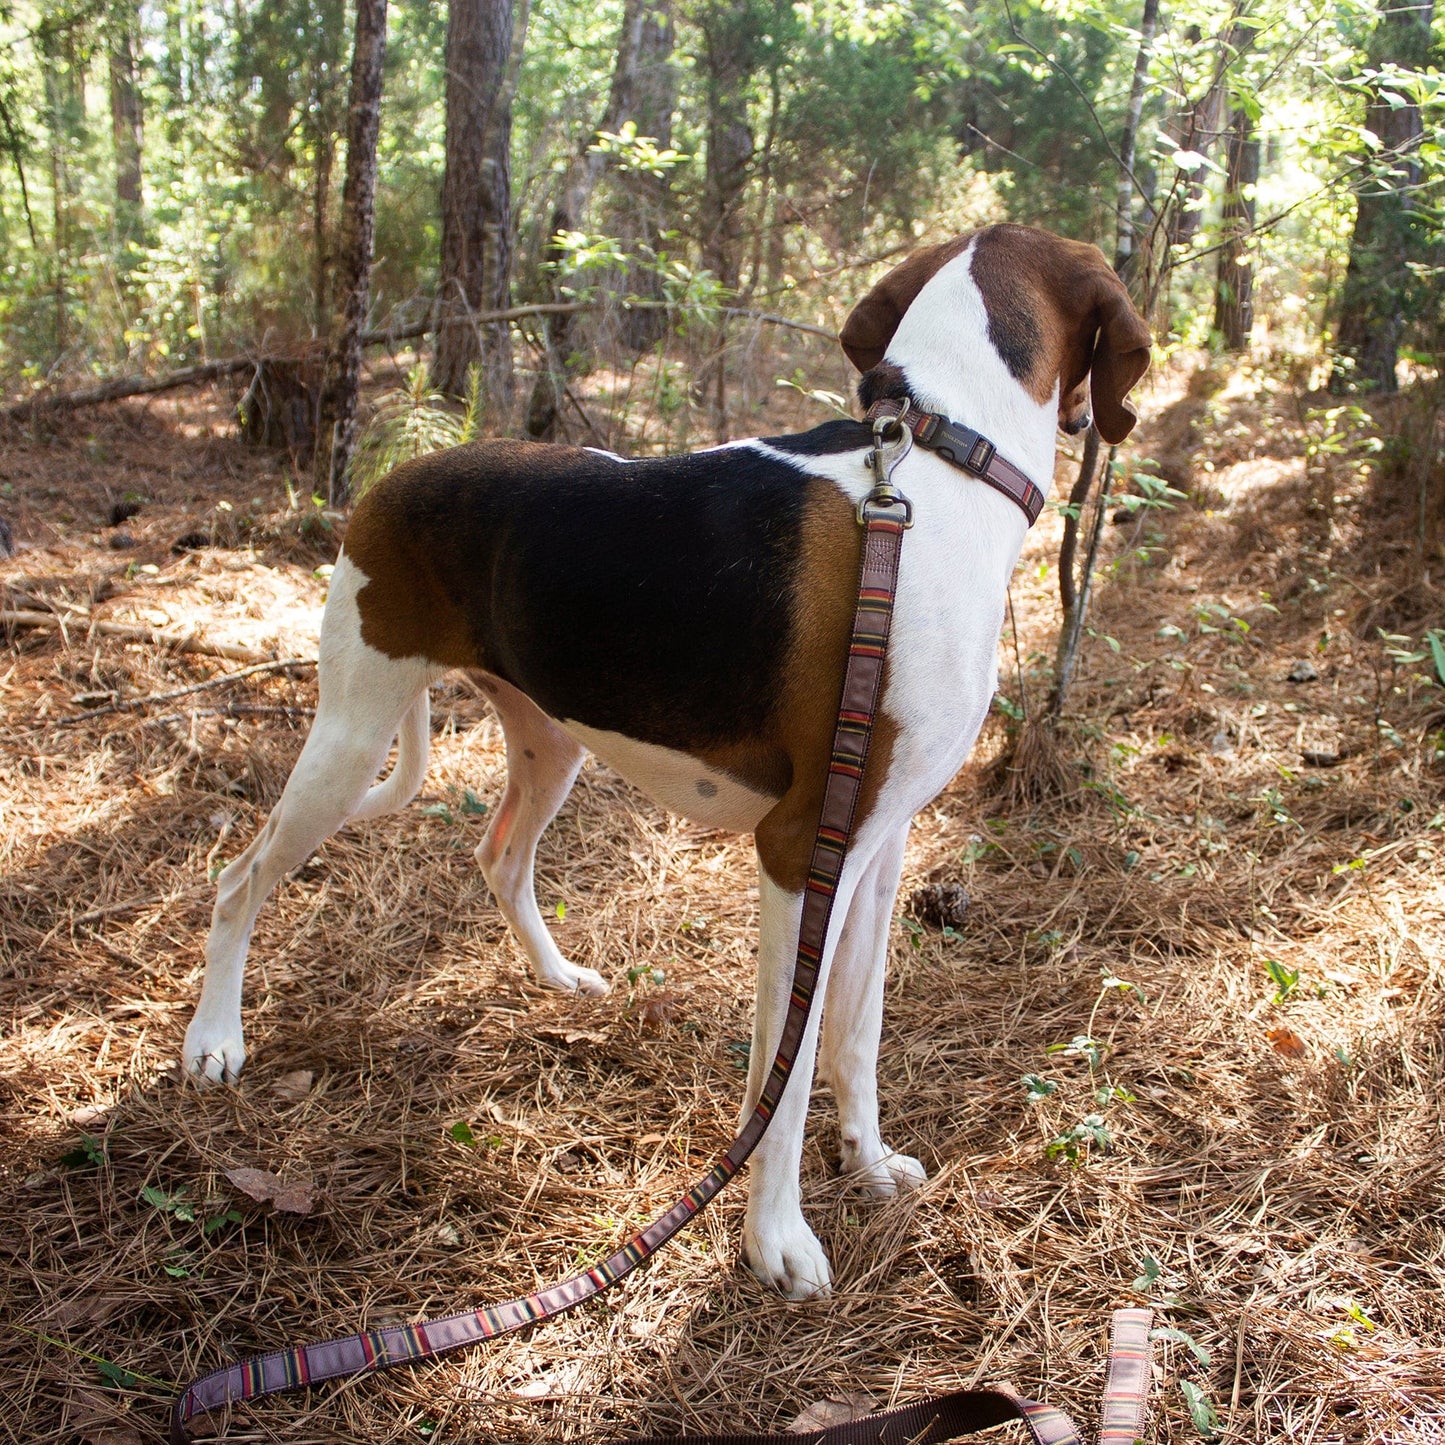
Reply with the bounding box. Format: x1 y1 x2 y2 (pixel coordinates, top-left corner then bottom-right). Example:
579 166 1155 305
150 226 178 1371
2 368 1443 1443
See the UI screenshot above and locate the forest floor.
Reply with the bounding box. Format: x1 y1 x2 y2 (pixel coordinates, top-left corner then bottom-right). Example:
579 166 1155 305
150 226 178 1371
2 349 1444 1445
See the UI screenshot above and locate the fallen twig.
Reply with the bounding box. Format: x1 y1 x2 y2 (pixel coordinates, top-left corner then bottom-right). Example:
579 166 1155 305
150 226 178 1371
1 609 271 664
58 656 317 724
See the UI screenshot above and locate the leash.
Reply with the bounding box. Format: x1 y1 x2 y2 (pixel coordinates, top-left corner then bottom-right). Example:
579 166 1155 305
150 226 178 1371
171 413 1151 1443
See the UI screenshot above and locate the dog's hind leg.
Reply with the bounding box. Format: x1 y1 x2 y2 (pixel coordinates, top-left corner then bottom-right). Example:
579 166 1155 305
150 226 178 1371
818 821 926 1197
473 676 608 998
184 556 438 1084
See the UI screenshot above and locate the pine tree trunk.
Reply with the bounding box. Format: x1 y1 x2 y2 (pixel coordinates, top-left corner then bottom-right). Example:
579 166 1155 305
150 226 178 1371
314 0 388 502
1213 105 1258 352
526 0 671 439
1332 0 1435 395
108 0 144 249
607 0 675 351
699 2 762 441
434 0 516 407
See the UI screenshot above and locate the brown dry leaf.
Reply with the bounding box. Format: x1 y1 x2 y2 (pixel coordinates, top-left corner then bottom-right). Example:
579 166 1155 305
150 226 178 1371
225 1166 282 1203
788 1393 877 1432
225 1166 314 1213
82 1428 143 1445
640 991 681 1027
269 1179 315 1215
273 1068 314 1102
1267 1026 1307 1059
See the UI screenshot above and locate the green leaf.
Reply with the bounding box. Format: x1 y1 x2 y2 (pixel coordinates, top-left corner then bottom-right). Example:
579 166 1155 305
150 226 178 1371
1021 1073 1057 1103
97 1360 139 1390
1180 1380 1220 1439
1152 1325 1213 1366
421 802 454 824
555 901 566 920
450 1120 477 1146
460 788 488 816
1427 630 1445 687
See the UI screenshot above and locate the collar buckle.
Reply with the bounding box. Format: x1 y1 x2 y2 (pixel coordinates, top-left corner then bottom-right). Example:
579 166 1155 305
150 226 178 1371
965 436 996 475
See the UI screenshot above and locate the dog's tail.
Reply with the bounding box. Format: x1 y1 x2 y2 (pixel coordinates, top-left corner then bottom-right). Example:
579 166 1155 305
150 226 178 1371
350 690 431 821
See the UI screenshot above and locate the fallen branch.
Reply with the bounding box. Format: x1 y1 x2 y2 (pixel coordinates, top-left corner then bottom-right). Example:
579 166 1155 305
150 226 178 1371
58 655 317 724
0 357 258 421
1 303 840 421
1 609 272 664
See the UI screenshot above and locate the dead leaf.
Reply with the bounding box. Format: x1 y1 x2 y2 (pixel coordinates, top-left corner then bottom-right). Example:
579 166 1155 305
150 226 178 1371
69 1103 110 1129
640 991 681 1027
226 1166 314 1214
83 1428 142 1445
788 1394 877 1432
1267 1026 1307 1059
270 1179 315 1215
273 1069 314 1102
225 1166 282 1203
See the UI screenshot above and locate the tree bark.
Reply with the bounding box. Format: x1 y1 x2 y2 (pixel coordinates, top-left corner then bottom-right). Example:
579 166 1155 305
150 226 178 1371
1332 0 1435 395
314 0 389 502
434 0 517 406
698 1 763 441
526 0 672 439
108 0 144 249
1212 104 1259 351
1113 0 1159 282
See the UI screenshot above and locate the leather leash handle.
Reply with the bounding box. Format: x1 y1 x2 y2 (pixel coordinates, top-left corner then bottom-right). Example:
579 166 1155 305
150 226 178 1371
622 1310 1154 1445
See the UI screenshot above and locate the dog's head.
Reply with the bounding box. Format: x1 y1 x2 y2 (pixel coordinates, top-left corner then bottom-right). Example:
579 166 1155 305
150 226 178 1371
840 225 1152 444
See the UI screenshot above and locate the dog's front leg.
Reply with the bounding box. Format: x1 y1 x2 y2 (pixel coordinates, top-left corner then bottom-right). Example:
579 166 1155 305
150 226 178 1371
818 821 927 1196
740 858 865 1299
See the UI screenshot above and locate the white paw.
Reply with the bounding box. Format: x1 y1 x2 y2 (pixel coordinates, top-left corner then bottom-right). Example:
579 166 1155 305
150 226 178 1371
842 1141 928 1198
542 964 610 998
743 1211 832 1299
183 1014 247 1086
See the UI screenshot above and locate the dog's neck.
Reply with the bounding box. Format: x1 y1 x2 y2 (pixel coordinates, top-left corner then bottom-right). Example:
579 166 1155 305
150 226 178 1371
861 243 1061 495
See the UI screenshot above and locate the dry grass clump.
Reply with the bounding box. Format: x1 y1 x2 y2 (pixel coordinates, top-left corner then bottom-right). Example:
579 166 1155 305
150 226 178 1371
4 374 1445 1445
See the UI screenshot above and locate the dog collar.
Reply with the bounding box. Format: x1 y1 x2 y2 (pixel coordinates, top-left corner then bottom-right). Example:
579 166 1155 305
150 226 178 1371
864 398 1046 526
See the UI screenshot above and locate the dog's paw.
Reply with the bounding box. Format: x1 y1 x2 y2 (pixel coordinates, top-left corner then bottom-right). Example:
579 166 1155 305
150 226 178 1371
842 1140 928 1198
539 962 610 998
183 1014 246 1086
742 1214 832 1300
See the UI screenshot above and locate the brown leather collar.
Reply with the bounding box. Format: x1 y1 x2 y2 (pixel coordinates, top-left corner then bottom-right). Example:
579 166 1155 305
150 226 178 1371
864 398 1046 526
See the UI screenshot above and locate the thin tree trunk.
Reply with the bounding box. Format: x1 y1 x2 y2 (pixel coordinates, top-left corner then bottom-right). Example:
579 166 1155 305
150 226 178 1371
108 0 144 250
1113 0 1158 282
527 0 657 438
1213 104 1259 351
1332 0 1434 394
1049 0 1156 720
434 0 516 407
314 0 388 502
699 2 762 442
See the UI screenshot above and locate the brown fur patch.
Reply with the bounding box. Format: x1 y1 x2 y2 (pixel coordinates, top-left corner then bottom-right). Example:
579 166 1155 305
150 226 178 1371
755 481 897 894
343 489 477 667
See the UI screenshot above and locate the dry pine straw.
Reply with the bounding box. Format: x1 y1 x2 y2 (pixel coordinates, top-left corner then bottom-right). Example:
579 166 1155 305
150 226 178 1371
2 376 1445 1445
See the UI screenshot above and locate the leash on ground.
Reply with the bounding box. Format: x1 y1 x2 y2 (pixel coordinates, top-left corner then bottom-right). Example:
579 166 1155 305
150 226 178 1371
171 415 1155 1445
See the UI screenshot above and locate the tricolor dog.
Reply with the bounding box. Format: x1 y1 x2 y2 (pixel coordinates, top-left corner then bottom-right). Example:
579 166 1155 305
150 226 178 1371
184 223 1150 1299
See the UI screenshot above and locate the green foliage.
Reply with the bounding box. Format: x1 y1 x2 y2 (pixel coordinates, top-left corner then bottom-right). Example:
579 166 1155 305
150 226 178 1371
350 362 483 495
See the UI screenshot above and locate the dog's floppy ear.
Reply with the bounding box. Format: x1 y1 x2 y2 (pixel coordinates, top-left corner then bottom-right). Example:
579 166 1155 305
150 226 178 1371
1088 273 1152 444
840 239 968 372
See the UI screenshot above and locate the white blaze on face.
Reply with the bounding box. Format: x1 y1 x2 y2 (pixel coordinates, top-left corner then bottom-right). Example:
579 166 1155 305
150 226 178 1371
560 721 779 833
883 242 1060 495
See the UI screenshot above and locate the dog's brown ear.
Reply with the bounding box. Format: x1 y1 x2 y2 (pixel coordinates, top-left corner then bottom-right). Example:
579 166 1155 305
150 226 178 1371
840 239 968 372
1089 275 1152 444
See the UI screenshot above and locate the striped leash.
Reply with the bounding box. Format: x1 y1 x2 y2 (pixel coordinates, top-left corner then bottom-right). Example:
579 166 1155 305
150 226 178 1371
172 421 1154 1443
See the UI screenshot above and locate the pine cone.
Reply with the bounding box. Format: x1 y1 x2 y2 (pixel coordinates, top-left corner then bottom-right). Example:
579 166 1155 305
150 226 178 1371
909 882 970 930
